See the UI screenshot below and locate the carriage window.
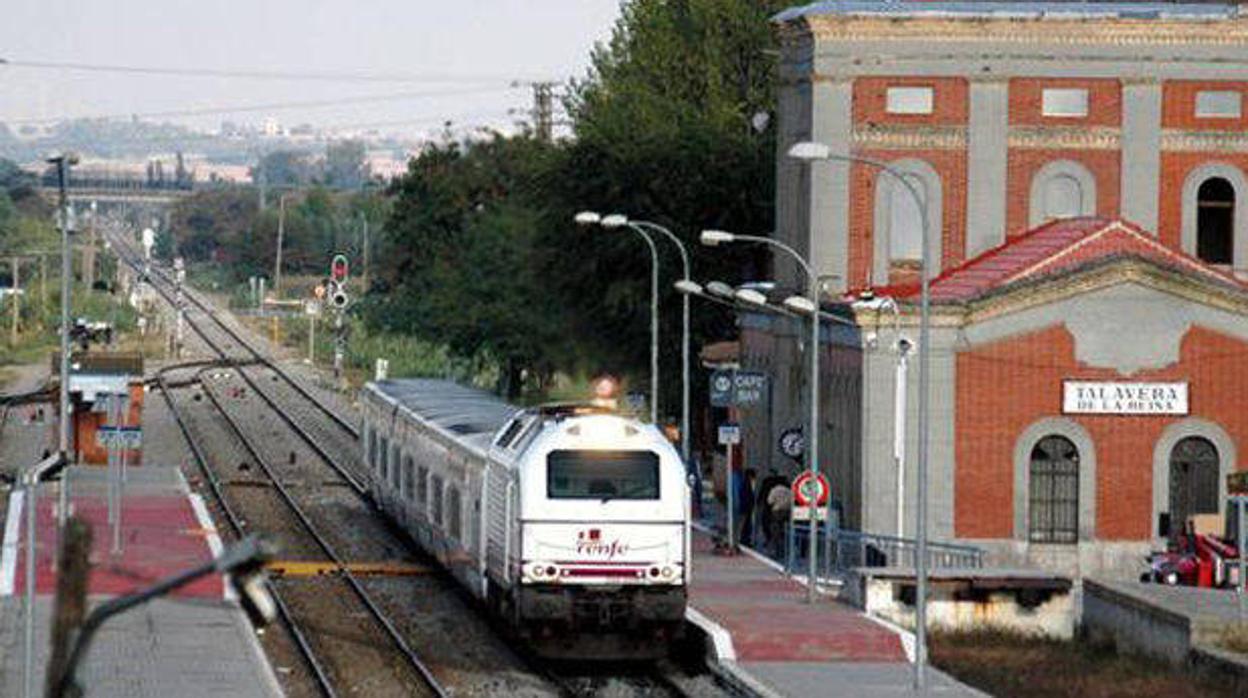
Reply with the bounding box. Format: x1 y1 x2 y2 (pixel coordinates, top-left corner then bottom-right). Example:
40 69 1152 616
368 428 377 469
431 475 444 525
447 487 462 541
379 437 389 475
547 450 660 501
390 446 401 488
417 466 429 511
402 455 414 499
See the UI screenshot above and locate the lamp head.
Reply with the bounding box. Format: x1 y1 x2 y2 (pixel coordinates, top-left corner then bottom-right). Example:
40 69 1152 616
673 279 703 296
700 230 735 246
734 288 768 306
783 296 816 314
787 141 831 162
601 214 629 229
705 281 735 299
573 211 601 226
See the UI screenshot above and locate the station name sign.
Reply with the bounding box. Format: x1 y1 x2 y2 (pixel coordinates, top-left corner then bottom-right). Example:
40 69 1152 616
1062 381 1188 416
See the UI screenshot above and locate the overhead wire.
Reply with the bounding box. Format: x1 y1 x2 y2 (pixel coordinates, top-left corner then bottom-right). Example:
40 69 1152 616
4 85 523 125
0 58 555 86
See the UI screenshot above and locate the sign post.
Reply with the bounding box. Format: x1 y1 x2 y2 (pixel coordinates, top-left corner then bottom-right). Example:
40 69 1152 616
791 472 830 577
718 423 741 550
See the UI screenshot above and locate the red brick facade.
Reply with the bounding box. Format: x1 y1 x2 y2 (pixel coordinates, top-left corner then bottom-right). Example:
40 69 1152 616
955 325 1248 540
1005 148 1121 236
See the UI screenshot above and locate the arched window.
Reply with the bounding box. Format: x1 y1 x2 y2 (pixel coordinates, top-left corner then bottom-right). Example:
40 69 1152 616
887 174 926 261
1029 435 1079 543
1042 175 1083 221
1197 177 1235 264
872 159 942 284
1029 160 1096 227
1168 437 1220 538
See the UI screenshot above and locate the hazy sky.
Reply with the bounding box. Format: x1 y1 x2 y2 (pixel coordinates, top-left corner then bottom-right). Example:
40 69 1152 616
0 0 622 138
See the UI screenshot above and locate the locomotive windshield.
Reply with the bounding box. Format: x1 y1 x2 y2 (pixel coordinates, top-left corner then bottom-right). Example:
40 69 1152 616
547 450 660 501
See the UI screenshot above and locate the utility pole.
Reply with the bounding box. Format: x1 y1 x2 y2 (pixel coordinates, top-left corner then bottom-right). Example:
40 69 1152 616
39 254 46 325
273 194 286 297
43 516 91 698
360 214 369 295
10 256 18 346
82 201 96 290
531 82 556 142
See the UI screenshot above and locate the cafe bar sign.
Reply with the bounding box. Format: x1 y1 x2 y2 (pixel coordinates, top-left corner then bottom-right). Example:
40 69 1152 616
1063 381 1188 416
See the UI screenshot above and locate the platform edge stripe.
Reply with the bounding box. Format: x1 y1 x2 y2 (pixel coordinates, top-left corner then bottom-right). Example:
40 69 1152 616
0 490 24 596
187 492 231 600
862 611 916 663
685 606 736 662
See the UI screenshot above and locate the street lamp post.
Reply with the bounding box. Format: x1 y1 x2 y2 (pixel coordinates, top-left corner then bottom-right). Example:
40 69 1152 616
48 153 77 530
788 140 933 689
574 212 661 423
603 217 692 466
700 229 822 604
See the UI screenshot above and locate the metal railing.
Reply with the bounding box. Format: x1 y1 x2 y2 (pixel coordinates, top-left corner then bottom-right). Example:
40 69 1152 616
784 523 984 578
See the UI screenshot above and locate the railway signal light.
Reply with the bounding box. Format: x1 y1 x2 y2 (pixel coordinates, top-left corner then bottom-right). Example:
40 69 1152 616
330 254 349 283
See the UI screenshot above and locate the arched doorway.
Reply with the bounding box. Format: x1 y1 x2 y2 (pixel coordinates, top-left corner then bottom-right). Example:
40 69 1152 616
1197 177 1235 264
1168 436 1220 538
1029 435 1080 543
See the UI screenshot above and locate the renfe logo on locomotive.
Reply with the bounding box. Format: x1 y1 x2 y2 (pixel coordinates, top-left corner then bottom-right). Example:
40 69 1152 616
576 528 630 558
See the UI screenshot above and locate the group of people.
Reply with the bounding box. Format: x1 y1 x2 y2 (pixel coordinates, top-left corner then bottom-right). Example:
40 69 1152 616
732 467 794 559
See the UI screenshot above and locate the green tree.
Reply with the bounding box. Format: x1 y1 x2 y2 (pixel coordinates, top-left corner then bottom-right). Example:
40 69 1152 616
374 134 566 396
325 140 369 188
536 0 782 395
253 150 318 188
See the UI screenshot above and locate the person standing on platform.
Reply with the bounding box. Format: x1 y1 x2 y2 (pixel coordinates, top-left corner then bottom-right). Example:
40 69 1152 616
766 479 793 559
738 468 757 547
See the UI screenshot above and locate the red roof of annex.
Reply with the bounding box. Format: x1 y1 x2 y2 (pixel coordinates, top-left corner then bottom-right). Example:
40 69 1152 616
865 217 1246 303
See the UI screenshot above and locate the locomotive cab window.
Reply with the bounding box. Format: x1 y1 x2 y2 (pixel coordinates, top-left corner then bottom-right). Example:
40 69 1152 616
547 450 660 501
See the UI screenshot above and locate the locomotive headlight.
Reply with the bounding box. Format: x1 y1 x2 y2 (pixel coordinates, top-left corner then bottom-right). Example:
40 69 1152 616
661 566 674 579
530 564 545 578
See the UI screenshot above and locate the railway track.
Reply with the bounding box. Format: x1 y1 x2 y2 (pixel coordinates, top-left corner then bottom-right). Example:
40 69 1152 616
110 225 718 698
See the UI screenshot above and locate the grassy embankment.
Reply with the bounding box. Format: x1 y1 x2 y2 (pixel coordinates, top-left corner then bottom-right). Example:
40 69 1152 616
931 628 1237 698
0 282 160 389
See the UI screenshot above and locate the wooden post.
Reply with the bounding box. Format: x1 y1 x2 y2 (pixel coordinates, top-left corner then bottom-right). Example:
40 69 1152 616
44 516 92 698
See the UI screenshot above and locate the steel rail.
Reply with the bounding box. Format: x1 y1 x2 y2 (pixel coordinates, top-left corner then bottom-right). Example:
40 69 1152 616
154 362 338 698
195 366 448 698
110 231 359 439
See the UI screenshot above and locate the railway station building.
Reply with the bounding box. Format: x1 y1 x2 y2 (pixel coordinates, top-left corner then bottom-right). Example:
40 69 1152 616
743 1 1248 576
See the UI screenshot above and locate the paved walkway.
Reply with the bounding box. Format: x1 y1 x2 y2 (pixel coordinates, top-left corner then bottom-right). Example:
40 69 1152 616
687 528 983 697
0 466 280 697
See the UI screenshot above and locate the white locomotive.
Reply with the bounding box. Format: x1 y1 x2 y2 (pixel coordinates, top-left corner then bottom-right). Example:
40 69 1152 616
360 379 690 659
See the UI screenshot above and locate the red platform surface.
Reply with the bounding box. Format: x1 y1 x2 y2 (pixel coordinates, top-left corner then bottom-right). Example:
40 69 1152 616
689 531 905 663
7 492 223 598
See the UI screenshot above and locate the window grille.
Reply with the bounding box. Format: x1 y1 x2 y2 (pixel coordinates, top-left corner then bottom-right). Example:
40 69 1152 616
1029 435 1079 543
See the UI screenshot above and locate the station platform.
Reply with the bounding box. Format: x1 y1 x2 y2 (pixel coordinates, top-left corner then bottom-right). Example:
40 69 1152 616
686 527 984 697
0 466 280 697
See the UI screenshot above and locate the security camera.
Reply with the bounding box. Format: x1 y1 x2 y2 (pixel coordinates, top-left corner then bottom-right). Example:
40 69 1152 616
896 337 915 355
864 330 878 349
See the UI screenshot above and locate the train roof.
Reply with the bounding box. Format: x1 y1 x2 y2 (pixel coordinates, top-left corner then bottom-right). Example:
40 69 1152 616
368 379 517 439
